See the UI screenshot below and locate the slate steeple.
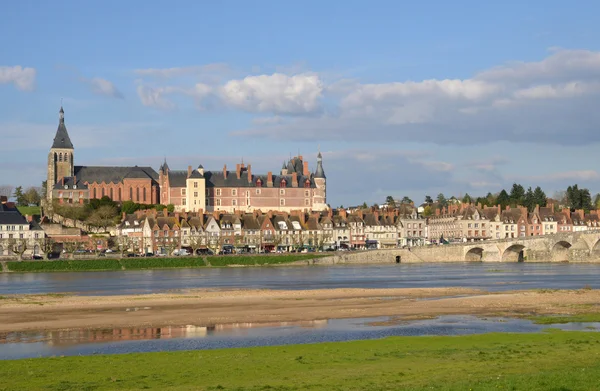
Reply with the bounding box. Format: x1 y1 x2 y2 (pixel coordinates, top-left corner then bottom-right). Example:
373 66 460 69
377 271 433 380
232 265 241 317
314 151 326 178
51 106 74 149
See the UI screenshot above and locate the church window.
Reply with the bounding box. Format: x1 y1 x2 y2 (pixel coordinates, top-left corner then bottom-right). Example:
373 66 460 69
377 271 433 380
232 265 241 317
65 153 69 163
118 188 122 201
129 187 133 200
59 153 63 162
93 188 97 198
136 187 140 201
143 188 147 202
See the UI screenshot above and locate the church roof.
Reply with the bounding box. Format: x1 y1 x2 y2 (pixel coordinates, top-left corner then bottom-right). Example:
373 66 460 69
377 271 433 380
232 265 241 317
51 107 74 149
73 166 159 184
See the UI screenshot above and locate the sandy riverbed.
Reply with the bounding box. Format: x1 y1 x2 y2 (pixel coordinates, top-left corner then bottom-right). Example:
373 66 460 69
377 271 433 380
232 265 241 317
1 287 599 333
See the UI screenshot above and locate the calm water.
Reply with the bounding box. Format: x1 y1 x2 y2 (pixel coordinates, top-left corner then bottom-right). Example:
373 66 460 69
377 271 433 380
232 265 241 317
1 263 600 296
1 315 597 360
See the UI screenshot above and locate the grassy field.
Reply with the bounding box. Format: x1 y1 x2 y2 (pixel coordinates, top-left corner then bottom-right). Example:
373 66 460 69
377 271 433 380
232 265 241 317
5 254 327 272
1 331 599 390
16 206 41 216
528 313 600 324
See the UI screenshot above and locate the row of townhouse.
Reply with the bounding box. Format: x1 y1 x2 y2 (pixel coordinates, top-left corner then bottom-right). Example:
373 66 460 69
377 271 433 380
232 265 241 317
426 202 600 242
115 207 430 254
0 197 45 258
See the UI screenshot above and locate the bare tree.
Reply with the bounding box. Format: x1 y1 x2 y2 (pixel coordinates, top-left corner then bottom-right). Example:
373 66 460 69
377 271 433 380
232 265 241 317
0 185 14 199
117 235 132 257
24 187 41 206
87 205 118 232
62 241 81 259
38 238 55 259
7 238 28 260
188 234 203 256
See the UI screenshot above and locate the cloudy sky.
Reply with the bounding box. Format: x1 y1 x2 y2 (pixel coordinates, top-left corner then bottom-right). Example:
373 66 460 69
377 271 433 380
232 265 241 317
2 0 600 207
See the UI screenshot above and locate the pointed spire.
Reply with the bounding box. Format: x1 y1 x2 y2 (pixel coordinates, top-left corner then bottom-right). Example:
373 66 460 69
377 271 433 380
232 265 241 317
162 157 170 172
51 105 73 149
314 150 325 179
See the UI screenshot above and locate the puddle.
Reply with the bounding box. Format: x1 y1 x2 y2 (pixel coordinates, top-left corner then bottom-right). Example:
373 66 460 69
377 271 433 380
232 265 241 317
1 315 599 360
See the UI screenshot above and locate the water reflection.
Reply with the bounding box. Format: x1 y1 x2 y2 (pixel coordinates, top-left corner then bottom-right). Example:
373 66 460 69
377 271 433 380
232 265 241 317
0 320 329 346
1 316 598 360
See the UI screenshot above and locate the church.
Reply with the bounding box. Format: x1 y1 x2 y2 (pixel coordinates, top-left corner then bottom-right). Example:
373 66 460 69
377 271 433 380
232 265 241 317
47 107 328 212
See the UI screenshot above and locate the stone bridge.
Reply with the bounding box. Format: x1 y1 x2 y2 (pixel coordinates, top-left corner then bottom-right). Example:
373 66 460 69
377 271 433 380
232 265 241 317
460 231 600 262
319 231 600 264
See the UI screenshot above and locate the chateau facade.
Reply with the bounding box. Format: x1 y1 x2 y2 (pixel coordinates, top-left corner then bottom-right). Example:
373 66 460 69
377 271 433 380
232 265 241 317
47 107 327 212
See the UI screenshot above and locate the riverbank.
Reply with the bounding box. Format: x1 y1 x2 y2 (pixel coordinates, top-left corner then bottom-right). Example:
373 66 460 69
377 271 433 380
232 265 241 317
2 331 599 390
1 254 327 273
1 287 600 333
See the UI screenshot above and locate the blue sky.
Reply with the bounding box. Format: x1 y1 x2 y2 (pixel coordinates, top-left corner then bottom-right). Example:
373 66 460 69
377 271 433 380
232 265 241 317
2 0 600 206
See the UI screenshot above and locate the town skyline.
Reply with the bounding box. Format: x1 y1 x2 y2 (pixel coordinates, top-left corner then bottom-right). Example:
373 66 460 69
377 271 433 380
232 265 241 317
2 1 600 206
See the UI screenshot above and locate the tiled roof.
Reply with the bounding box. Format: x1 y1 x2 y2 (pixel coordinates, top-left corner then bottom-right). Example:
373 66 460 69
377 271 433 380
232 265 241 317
53 176 89 190
73 166 159 184
51 108 74 149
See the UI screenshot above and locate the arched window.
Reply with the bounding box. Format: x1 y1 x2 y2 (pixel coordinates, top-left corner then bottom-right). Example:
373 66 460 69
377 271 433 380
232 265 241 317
129 187 133 200
136 187 140 201
280 180 286 188
101 187 105 197
65 153 69 163
143 188 147 202
304 180 310 188
118 188 122 201
110 188 114 199
54 153 58 162
59 153 63 162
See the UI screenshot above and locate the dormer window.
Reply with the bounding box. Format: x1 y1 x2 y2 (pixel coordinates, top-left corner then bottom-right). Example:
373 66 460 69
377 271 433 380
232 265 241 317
256 179 262 188
280 179 286 188
125 221 130 226
134 221 139 226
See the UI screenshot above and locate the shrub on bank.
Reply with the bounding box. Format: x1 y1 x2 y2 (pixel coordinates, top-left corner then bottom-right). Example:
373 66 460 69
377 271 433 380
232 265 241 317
120 257 206 269
7 260 73 272
209 254 324 267
68 259 122 271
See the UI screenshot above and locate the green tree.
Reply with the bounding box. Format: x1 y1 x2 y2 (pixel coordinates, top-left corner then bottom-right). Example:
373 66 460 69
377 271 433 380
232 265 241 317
509 183 525 205
167 204 175 213
594 194 600 210
361 202 368 209
121 201 139 214
13 186 26 206
532 186 547 208
400 196 413 204
422 205 432 216
496 189 510 209
436 193 447 208
523 187 534 211
40 181 47 199
581 188 593 212
24 187 41 206
462 193 472 204
424 195 433 204
486 192 496 205
385 196 396 208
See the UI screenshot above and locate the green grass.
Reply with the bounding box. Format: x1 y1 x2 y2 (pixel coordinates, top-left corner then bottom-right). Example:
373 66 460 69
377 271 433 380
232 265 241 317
5 254 327 273
120 257 206 269
209 254 326 267
1 331 600 390
528 313 600 324
16 205 41 216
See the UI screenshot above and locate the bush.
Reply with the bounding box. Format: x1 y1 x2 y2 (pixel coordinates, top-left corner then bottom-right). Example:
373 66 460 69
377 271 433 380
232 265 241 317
7 261 72 272
208 254 323 267
68 259 122 271
120 257 206 269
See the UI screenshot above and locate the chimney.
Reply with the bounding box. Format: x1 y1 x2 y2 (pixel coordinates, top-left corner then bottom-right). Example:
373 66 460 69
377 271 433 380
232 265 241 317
236 164 241 179
292 172 298 187
300 211 306 225
267 171 273 187
163 208 168 216
340 209 347 218
0 196 7 204
497 204 501 215
303 161 309 176
577 209 585 220
477 202 482 209
247 164 252 183
535 204 540 214
187 166 192 178
26 215 33 223
435 208 440 216
328 208 333 218
550 203 554 213
562 208 570 216
505 205 510 211
223 164 227 179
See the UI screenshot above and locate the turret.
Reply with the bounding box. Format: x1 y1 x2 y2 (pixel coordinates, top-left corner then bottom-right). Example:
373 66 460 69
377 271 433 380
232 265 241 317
47 106 74 199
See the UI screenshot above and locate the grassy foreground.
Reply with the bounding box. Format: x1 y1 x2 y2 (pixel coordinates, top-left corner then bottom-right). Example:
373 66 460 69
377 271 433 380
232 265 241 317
2 331 600 391
5 254 326 272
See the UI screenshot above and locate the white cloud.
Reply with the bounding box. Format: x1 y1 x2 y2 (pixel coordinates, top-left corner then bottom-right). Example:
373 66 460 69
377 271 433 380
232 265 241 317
86 77 124 99
0 65 36 91
219 73 323 114
134 63 231 79
136 85 176 110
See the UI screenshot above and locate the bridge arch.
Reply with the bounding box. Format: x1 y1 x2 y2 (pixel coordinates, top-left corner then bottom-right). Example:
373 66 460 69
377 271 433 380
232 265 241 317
551 241 572 262
591 239 600 259
502 244 526 262
465 247 484 262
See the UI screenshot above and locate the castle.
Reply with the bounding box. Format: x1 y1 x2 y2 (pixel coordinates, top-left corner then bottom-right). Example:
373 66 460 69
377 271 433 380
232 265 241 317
47 107 327 212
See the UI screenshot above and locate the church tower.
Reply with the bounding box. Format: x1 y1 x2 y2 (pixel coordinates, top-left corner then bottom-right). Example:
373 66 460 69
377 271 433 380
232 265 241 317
313 151 327 210
47 106 74 199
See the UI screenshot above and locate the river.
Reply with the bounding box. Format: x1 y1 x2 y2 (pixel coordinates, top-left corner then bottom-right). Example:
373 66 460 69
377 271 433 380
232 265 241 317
1 262 599 296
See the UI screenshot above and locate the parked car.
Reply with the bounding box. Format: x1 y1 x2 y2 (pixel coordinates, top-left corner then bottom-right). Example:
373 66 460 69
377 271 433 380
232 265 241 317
32 255 43 260
196 248 214 256
145 252 154 257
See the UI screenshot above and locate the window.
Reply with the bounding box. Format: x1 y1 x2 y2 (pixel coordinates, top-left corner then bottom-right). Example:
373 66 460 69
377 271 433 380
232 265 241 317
59 153 63 162
182 189 187 196
194 192 198 197
183 199 186 206
474 223 479 228
280 199 285 206
280 189 285 196
93 188 97 198
143 188 146 202
216 199 221 206
304 190 310 197
256 188 261 194
232 189 237 196
468 223 472 228
305 199 310 206
216 189 221 196
194 182 198 188
232 199 237 206
129 187 133 200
